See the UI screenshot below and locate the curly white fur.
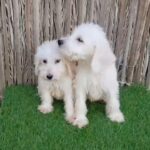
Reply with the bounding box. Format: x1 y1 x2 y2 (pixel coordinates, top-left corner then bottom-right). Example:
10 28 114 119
34 40 74 123
59 23 125 128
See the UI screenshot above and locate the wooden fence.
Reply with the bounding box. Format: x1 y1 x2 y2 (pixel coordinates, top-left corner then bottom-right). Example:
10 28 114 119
0 0 150 100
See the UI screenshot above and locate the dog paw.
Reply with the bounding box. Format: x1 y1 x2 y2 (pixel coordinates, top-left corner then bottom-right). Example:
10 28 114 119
73 116 89 128
65 114 76 124
38 104 53 114
108 111 125 123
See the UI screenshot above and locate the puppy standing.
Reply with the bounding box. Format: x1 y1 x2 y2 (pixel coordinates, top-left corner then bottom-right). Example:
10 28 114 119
34 40 74 123
58 23 125 128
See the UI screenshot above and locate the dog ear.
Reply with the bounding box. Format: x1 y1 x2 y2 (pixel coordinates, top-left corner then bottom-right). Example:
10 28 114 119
34 54 40 76
91 42 116 73
63 59 73 79
63 59 77 79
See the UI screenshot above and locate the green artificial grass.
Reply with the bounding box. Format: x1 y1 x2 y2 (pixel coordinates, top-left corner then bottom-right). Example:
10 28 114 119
0 85 150 150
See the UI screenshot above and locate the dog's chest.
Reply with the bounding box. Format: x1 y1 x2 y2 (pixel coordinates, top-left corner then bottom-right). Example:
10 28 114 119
87 74 103 101
49 82 64 100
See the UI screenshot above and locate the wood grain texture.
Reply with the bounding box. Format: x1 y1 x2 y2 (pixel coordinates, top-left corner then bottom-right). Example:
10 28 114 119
120 0 139 85
54 0 63 38
0 0 150 98
23 0 33 84
133 2 150 84
13 0 22 84
43 0 50 40
1 0 13 86
64 0 72 35
127 0 150 83
146 38 150 89
0 2 5 100
33 0 40 49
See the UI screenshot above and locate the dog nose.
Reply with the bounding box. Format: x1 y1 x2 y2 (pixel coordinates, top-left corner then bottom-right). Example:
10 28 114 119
57 39 63 46
46 74 53 80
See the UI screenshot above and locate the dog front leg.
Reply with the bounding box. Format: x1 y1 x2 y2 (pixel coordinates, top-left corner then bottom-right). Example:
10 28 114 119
38 87 53 114
64 91 74 124
62 80 74 124
73 89 89 128
106 93 125 123
105 86 125 123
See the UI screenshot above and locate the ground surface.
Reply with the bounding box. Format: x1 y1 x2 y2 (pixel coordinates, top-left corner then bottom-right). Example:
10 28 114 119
0 85 150 150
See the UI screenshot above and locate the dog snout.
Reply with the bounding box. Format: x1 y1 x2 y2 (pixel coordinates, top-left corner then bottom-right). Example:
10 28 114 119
57 39 64 46
46 74 53 80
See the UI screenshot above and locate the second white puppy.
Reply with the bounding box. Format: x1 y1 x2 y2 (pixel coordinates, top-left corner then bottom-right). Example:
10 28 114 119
34 40 74 123
58 23 125 128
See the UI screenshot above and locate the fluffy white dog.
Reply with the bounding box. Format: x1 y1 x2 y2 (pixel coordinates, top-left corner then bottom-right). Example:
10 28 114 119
34 40 74 123
58 23 125 128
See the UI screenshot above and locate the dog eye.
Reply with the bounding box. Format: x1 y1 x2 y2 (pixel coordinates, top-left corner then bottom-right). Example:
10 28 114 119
55 59 61 64
43 59 47 64
77 37 83 43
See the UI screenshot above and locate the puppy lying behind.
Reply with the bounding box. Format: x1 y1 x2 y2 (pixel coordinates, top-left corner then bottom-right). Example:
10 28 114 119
34 40 74 123
58 23 125 128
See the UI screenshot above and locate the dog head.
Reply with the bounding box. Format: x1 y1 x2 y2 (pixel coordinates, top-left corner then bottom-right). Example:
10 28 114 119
34 40 68 81
58 23 116 73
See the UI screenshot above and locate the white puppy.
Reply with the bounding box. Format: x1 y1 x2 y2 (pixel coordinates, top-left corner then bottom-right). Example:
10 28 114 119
58 23 125 128
34 40 74 123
